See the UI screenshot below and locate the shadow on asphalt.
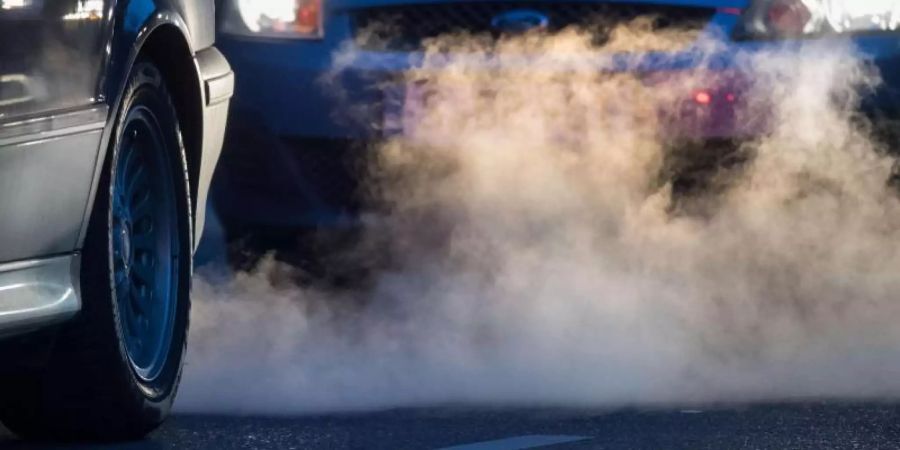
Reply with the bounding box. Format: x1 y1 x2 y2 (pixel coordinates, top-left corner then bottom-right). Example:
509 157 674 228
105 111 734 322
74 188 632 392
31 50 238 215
3 402 900 449
0 431 167 450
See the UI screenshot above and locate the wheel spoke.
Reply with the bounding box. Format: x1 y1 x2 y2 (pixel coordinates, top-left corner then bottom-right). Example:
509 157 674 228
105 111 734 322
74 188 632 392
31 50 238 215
115 151 129 190
119 136 138 184
132 250 156 285
129 279 149 314
131 188 152 217
114 267 130 294
122 293 141 337
133 215 154 235
131 224 155 252
126 163 147 200
138 284 155 321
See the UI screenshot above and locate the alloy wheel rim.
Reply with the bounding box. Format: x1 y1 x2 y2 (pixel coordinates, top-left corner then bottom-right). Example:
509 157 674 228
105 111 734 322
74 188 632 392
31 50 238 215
112 106 180 382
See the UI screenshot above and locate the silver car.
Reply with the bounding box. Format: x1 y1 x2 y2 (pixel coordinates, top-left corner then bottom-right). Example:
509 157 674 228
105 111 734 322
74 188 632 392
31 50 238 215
0 0 232 440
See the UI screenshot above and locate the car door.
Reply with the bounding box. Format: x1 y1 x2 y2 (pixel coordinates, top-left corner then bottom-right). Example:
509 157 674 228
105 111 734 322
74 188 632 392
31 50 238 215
0 0 108 263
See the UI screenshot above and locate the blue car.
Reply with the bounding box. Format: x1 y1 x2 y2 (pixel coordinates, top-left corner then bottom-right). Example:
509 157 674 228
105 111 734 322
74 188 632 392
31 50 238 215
211 0 900 232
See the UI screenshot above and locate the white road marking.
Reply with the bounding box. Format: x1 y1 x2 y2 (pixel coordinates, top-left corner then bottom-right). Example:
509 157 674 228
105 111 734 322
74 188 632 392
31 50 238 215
437 434 592 450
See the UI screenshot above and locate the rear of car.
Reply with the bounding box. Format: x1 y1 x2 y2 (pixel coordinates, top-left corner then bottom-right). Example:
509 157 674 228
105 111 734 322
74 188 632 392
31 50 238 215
212 0 900 230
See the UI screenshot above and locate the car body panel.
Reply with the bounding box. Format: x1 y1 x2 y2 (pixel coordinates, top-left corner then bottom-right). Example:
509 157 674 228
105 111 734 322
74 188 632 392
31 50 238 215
0 0 232 338
212 0 900 228
194 46 234 247
0 255 80 339
0 107 104 262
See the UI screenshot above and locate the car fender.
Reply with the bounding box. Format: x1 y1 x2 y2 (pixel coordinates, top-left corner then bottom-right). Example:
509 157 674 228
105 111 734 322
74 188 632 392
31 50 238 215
78 0 230 251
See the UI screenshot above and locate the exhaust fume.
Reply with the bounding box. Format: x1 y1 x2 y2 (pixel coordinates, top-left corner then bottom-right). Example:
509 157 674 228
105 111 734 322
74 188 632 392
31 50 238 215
179 24 900 414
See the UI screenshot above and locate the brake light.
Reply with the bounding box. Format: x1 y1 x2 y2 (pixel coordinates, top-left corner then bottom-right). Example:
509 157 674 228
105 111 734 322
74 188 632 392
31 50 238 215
717 7 743 16
694 91 713 106
223 0 324 39
295 0 321 34
766 0 813 36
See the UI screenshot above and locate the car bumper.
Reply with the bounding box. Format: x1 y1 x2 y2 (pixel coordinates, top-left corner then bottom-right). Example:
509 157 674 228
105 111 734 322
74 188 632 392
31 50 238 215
193 47 235 249
213 134 365 229
0 255 80 340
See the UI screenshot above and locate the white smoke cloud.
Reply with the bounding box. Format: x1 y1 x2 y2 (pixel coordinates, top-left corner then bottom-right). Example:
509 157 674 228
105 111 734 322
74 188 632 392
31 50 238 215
178 24 900 414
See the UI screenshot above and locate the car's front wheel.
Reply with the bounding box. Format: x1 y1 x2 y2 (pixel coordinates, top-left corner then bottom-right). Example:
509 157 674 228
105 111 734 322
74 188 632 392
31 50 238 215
0 60 193 441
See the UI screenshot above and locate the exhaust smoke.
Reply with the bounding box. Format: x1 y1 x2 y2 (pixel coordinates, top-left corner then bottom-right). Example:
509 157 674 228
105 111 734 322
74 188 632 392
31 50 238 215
179 23 900 414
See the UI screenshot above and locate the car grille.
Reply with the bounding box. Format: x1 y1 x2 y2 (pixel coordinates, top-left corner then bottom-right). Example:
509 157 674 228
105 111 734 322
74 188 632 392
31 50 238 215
351 2 716 52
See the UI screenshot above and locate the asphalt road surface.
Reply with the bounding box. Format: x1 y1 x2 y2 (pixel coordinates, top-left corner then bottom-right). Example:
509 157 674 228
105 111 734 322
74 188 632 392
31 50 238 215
2 402 900 449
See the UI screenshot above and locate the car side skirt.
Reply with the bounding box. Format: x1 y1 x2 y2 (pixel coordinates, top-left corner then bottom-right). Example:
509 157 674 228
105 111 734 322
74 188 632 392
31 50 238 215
0 254 81 340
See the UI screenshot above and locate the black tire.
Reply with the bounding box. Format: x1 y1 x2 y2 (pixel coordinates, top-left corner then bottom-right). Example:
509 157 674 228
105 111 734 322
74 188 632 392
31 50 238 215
0 60 193 441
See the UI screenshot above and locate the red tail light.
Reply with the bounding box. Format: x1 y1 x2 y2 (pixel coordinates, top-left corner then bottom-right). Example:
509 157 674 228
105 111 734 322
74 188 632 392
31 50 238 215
295 0 322 34
694 90 713 106
717 7 743 16
766 0 812 36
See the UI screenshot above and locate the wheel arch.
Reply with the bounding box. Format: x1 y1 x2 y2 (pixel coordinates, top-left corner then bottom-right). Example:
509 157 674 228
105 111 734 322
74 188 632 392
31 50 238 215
79 13 207 249
138 24 204 223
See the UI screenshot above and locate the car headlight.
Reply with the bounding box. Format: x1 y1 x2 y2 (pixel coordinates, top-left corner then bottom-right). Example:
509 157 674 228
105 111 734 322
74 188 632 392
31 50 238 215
221 0 323 39
738 0 900 39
